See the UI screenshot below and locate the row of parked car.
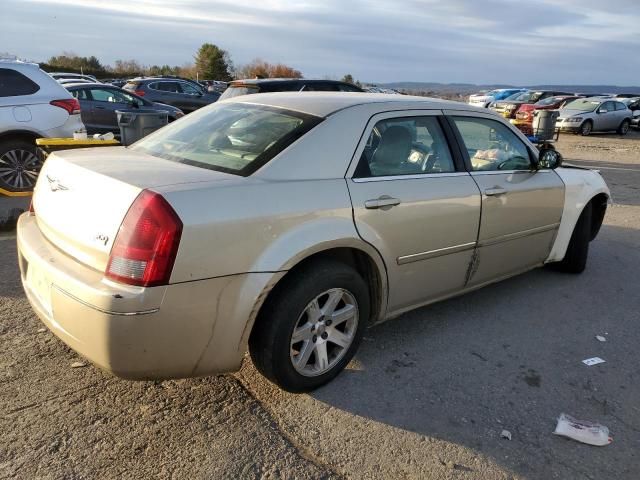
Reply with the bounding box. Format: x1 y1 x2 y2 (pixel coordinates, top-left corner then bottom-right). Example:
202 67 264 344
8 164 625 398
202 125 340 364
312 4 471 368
469 88 640 136
0 59 369 192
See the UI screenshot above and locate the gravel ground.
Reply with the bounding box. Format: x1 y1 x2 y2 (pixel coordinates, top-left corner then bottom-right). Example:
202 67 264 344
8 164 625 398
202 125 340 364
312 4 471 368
0 131 639 479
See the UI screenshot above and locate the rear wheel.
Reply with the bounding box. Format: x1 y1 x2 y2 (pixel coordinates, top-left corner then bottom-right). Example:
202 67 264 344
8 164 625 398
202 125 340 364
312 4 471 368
249 260 369 392
0 139 40 192
617 119 630 135
554 203 592 273
579 120 592 136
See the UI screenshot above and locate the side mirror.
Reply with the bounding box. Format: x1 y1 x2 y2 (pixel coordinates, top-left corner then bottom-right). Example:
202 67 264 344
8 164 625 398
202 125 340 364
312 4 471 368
537 147 563 169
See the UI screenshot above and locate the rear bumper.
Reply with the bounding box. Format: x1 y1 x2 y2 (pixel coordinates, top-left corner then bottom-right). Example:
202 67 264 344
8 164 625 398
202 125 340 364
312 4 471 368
17 213 282 379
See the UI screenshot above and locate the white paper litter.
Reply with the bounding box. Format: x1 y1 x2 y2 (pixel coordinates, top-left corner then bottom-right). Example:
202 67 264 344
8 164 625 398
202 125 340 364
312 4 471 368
500 429 512 440
553 413 612 446
582 357 606 366
71 361 87 368
595 335 606 342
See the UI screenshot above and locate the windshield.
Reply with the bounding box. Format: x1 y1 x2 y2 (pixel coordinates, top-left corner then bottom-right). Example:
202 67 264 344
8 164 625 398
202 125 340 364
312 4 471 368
219 85 260 100
536 96 564 106
131 102 321 176
508 91 542 103
563 99 600 112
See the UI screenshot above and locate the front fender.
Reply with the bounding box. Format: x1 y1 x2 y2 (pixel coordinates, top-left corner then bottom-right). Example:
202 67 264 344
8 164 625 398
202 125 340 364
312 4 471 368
546 166 610 262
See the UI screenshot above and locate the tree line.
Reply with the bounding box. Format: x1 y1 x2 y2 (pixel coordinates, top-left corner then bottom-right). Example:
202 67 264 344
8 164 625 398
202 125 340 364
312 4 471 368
40 44 309 81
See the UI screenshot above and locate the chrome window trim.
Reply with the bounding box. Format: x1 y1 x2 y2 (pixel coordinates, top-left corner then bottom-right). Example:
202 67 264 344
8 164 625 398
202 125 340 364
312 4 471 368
397 242 476 265
352 172 470 183
470 169 552 176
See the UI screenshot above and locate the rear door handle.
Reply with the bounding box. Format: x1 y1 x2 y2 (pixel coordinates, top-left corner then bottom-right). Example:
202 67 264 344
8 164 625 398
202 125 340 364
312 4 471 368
364 196 401 209
484 187 507 196
94 106 106 110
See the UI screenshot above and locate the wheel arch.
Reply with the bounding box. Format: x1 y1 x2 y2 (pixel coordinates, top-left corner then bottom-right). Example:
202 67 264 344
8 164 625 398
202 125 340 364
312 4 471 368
0 129 42 145
245 242 389 351
547 167 610 263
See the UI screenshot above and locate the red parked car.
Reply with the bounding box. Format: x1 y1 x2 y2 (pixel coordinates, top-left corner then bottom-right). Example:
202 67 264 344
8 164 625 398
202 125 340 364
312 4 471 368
514 95 580 135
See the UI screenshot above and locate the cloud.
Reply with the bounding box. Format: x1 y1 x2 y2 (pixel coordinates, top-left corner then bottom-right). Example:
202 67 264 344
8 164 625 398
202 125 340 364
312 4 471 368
3 0 639 84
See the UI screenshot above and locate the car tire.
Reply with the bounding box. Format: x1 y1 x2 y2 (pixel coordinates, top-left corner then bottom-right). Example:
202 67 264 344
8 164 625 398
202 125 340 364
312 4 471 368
579 121 592 136
249 259 370 392
617 119 630 135
0 138 41 192
554 202 592 274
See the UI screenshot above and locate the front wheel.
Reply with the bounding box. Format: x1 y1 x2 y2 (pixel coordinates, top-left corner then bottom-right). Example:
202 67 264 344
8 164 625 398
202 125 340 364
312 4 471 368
554 202 592 273
249 260 370 392
579 121 593 136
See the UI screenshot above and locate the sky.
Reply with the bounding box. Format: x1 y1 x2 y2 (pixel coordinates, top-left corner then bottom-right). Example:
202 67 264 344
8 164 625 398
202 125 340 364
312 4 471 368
2 0 639 85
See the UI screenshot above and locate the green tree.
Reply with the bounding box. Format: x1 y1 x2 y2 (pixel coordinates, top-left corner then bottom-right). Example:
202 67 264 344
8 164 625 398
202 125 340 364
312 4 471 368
194 43 232 81
341 74 354 84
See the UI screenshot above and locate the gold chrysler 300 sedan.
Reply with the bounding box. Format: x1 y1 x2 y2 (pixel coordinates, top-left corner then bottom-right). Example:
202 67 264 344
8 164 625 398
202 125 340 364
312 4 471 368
17 93 610 392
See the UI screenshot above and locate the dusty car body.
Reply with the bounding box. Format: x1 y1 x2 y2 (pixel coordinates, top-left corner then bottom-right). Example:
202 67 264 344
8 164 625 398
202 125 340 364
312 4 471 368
17 93 610 391
557 98 632 135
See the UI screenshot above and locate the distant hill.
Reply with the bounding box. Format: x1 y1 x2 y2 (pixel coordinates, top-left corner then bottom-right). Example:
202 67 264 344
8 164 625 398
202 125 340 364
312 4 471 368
376 82 640 96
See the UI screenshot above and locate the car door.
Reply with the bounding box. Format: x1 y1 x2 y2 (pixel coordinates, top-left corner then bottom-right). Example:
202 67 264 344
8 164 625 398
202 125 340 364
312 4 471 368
595 101 617 131
87 87 130 134
347 111 481 313
178 81 205 110
446 112 565 286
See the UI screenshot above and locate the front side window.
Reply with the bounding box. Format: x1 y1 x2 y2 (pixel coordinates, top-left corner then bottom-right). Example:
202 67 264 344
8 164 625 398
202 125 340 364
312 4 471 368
0 68 40 97
131 103 321 176
354 116 455 178
179 82 201 95
452 117 532 171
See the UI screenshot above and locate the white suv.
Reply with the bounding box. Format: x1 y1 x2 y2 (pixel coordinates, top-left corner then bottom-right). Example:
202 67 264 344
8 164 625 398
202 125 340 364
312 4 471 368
0 60 84 192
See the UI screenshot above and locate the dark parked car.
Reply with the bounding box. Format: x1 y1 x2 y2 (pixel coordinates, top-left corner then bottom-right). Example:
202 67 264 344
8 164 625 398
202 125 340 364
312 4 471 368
65 83 184 135
490 90 575 119
219 78 364 100
123 77 220 113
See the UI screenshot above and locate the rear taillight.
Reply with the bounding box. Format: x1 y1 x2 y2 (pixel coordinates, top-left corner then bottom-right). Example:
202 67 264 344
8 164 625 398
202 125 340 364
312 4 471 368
134 90 145 97
106 190 182 287
50 98 81 115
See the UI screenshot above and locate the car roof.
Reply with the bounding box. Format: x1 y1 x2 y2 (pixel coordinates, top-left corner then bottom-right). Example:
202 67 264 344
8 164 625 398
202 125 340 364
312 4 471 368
64 82 114 88
226 92 481 117
230 78 355 86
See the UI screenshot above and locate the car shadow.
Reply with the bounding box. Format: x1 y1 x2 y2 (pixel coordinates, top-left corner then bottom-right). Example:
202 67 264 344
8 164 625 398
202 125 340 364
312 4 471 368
300 223 640 479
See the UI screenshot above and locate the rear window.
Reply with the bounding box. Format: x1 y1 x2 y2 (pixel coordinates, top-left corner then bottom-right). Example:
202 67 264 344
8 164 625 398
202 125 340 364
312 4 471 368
219 85 260 100
131 102 322 176
0 68 40 97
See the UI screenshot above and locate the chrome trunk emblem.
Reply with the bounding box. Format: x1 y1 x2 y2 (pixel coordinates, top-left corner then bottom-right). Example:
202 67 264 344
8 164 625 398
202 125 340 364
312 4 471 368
46 175 68 192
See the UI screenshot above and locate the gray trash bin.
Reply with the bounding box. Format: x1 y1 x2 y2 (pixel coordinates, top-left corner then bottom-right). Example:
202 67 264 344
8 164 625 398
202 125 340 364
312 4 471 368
532 109 560 141
116 109 169 146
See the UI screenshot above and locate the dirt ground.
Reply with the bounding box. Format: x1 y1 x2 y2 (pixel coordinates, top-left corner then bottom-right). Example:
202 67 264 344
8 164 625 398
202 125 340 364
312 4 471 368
1 130 639 479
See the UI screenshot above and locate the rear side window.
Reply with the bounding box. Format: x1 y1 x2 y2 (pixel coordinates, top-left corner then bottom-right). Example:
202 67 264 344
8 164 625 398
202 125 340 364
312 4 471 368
131 103 322 176
123 81 139 91
303 83 339 92
354 116 455 178
0 68 40 97
70 88 91 100
614 102 627 111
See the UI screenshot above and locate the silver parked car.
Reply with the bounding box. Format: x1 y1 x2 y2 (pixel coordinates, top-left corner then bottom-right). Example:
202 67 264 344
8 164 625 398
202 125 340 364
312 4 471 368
556 98 632 136
18 93 609 392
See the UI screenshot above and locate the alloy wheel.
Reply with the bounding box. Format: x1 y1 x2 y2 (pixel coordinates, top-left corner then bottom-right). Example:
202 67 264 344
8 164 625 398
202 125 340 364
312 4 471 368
0 148 40 190
290 288 359 377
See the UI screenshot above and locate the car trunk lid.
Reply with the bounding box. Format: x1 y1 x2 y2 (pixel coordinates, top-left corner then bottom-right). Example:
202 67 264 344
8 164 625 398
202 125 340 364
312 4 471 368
33 146 237 272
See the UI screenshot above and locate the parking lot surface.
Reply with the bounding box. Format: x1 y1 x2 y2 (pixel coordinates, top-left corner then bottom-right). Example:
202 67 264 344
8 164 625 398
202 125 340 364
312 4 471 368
1 132 639 479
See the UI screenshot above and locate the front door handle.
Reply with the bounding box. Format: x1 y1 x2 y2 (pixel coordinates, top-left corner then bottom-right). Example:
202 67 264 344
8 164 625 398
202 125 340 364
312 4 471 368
484 187 507 196
94 106 106 110
364 196 401 209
